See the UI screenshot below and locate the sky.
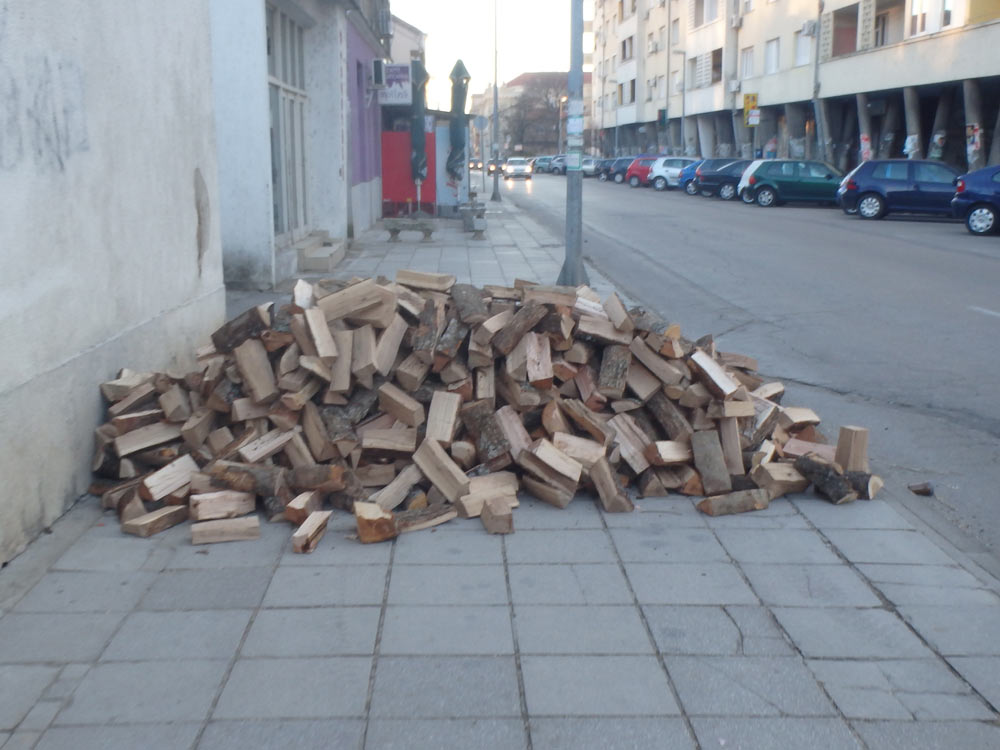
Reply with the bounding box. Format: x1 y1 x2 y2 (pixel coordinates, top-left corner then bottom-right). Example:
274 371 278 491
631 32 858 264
390 0 588 110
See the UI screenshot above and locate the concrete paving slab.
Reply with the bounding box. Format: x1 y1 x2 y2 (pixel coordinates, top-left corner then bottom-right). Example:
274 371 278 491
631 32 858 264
100 609 251 661
947 656 1000 709
876 581 1000 606
504 529 617 564
741 563 882 607
529 717 694 750
263 565 387 607
0 665 58 731
793 498 916 530
603 499 706 528
40 664 90 701
899 604 1000 656
513 497 605 530
823 528 957 566
13 571 155 613
608 528 730 564
35 723 202 750
138 567 273 610
692 717 862 750
666 656 836 716
852 720 1000 749
514 605 652 654
507 563 635 605
0 612 124 663
277 534 393 566
387 564 507 605
213 657 371 719
772 607 935 659
55 659 229 724
643 605 792 657
51 531 154 572
14 700 61 731
715 528 842 565
392 529 503 565
856 562 990 588
164 519 289 569
197 719 364 750
625 563 758 605
521 655 678 716
241 607 380 657
379 605 514 655
700 499 811 530
365 718 526 750
369 656 521 718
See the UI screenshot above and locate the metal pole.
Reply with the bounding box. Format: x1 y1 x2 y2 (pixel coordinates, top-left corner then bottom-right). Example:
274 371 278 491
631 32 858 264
490 0 501 202
557 98 564 154
811 1 831 163
557 0 588 286
681 53 686 155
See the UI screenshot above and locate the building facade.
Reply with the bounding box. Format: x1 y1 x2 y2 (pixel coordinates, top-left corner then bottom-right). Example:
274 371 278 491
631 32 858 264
593 0 1000 169
210 0 392 290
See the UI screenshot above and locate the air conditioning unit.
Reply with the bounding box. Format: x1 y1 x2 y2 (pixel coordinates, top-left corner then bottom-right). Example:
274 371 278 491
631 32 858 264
801 20 818 36
728 79 741 93
730 14 742 28
371 58 387 89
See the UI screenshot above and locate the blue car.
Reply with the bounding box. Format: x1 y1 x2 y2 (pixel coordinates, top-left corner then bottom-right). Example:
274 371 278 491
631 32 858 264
952 165 1000 236
836 159 960 220
678 160 703 194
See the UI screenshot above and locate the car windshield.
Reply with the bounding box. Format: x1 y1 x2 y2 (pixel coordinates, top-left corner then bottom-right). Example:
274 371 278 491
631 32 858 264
507 159 527 165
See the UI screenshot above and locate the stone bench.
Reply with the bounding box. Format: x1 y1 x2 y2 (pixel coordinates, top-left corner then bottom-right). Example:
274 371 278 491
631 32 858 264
384 218 435 242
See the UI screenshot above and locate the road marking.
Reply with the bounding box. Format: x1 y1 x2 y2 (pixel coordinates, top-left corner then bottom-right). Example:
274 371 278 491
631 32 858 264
969 306 1000 319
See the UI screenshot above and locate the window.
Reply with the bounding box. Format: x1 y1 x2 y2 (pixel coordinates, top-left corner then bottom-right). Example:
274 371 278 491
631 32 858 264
706 0 719 22
629 79 636 103
694 0 704 26
914 162 956 183
794 31 811 65
943 0 952 26
621 36 634 61
804 162 831 178
741 46 754 78
612 54 617 71
672 70 682 93
745 0 754 10
693 0 718 25
764 37 780 74
766 162 796 176
872 162 908 180
832 4 859 55
647 32 655 54
267 5 309 237
659 26 667 49
617 83 624 105
910 0 926 35
711 48 723 83
671 18 680 43
874 13 888 46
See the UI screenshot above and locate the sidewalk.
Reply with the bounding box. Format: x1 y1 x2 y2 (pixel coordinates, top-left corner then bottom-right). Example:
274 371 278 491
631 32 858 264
1 202 999 750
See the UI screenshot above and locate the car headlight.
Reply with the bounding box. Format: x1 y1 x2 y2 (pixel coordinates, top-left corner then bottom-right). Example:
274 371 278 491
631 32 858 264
527 166 532 172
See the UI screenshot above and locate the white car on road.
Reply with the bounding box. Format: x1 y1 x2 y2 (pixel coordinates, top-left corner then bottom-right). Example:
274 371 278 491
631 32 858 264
648 157 700 191
737 159 765 203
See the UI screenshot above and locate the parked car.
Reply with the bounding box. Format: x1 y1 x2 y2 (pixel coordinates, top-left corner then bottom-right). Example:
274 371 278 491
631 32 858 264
608 156 638 184
952 164 1000 235
648 156 700 191
680 159 739 195
745 159 843 206
737 159 765 203
549 155 569 175
581 157 598 177
596 159 616 181
836 159 961 219
502 157 532 179
677 160 704 194
625 156 660 187
532 155 554 173
468 157 484 170
694 160 752 199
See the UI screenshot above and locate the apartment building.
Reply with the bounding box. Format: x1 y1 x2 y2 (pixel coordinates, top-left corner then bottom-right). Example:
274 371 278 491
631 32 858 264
592 0 1000 169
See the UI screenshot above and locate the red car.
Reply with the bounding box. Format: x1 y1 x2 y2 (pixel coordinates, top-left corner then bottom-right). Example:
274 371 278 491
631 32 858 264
625 156 658 187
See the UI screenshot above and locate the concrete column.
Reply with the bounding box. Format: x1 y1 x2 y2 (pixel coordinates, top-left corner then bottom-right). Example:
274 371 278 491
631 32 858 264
902 87 922 159
837 102 858 172
784 103 807 158
814 98 835 164
759 108 779 158
857 92 873 161
697 115 717 157
989 104 1000 166
963 79 985 171
683 116 699 156
715 113 734 157
927 88 952 160
732 112 753 159
877 97 901 159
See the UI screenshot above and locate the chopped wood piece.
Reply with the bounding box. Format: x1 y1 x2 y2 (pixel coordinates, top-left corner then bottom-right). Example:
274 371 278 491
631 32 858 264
377 383 425 427
679 383 711 409
316 279 383 321
352 501 398 543
625 361 661 402
552 432 606 470
794 454 857 504
158 385 192 423
541 400 570 436
523 284 578 306
481 496 514 533
439 359 470 385
717 351 759 371
304 307 338 365
561 399 614 446
707 400 756 419
122 506 188 537
110 408 162 435
356 463 396 487
525 333 554 390
576 315 632 345
450 440 477 469
475 366 496 405
374 313 408 376
460 400 512 471
574 365 608 411
371 463 424 511
835 426 870 473
101 371 155 403
467 335 493 369
778 406 822 430
646 392 694 444
602 293 635 333
233 339 278 405
521 474 574 508
591 456 634 512
450 283 490 324
687 349 740 399
180 408 215 449
351 324 377 387
139 455 198 501
396 269 456 292
426 391 462 446
118 490 147 523
690 430 733 496
495 405 532 460
396 504 459 533
846 472 884 500
752 381 785 402
238 428 298 463
564 340 594 364
629 337 684 386
492 301 548 356
281 491 323 525
292 511 333 553
107 383 158 418
287 464 346 494
697 489 772 517
781 438 836 463
608 414 652 474
644 441 694 466
473 309 515 348
211 304 273 352
361 428 417 454
396 352 431 391
751 439 776 470
413 438 470 502
455 488 516 519
750 463 810 499
597 344 631 399
190 491 256 521
907 481 934 496
432 318 470 372
191 516 261 544
718 417 745 476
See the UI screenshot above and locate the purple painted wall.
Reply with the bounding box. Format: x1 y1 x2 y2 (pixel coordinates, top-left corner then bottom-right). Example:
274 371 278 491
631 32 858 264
347 22 381 186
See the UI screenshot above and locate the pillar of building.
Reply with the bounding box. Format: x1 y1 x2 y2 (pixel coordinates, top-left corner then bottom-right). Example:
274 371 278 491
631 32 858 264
759 108 779 158
989 104 1000 166
682 116 699 156
963 79 985 170
715 113 734 157
696 115 717 158
877 97 901 159
837 102 858 171
857 92 873 162
814 98 835 165
927 88 952 160
785 102 807 159
902 87 923 159
732 111 753 159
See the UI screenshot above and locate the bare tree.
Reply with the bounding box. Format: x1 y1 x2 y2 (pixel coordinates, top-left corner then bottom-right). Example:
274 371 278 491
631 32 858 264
502 79 567 155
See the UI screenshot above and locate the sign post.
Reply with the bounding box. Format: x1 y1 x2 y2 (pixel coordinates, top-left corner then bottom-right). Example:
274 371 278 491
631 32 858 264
557 0 589 286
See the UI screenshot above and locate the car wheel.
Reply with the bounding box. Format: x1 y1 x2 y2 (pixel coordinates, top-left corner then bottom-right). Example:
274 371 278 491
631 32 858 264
629 176 640 187
740 188 755 205
756 186 777 207
614 173 624 184
718 183 737 201
653 176 667 191
700 188 714 197
857 193 886 219
966 204 997 235
684 180 698 195
599 172 608 182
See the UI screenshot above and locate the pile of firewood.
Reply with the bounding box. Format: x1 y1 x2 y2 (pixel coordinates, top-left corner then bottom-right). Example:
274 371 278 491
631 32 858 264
91 270 882 551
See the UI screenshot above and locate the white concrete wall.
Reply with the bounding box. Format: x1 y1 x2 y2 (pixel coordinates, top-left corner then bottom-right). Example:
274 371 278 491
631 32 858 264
210 0 275 289
0 0 225 564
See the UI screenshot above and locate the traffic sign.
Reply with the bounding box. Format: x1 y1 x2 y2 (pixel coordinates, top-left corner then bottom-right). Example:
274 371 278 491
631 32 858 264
473 115 489 130
747 108 761 126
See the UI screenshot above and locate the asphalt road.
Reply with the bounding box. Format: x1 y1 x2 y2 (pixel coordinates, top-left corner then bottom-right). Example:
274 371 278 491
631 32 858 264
500 172 1000 564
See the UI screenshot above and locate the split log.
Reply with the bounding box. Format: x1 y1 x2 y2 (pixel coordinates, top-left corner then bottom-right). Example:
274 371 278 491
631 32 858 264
413 438 470 502
432 317 469 372
190 490 256 521
644 441 693 466
121 506 188 537
845 471 884 500
377 383 425 427
597 344 631 399
451 283 490 324
396 504 459 533
140 455 199 501
426 391 463 446
450 440 477 469
687 349 740 399
396 269 456 292
602 293 635 333
835 426 870 473
284 491 323 525
292 511 333 553
697 489 772 517
591 456 634 513
575 316 631 345
629 337 684 385
718 417 745 476
211 304 273 352
492 301 547 356
191 516 261 544
690 430 733 496
481 496 514 533
233 339 278 405
646 392 694 444
608 414 652 474
750 462 810 499
495 405 532 460
371 463 424 511
472 309 514 347
459 400 512 471
305 307 338 365
525 333 554 390
794 454 857 504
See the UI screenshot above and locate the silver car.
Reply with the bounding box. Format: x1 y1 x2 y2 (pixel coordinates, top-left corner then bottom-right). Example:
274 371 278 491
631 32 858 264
648 156 699 191
502 157 533 179
581 157 598 177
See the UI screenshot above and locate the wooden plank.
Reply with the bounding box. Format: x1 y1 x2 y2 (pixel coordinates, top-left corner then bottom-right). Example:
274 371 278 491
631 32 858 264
629 337 684 385
644 440 693 466
492 301 547 356
494 405 532 460
525 332 553 390
292 510 333 553
395 269 456 292
718 417 745 476
602 292 635 333
597 344 631 399
374 313 408 377
575 315 632 345
121 506 188 537
481 496 514 534
114 422 182 458
231 398 271 422
688 349 740 399
697 489 772 516
233 339 278 405
191 516 261 544
426 391 462 446
190 490 256 521
412 438 470 503
690 430 733 496
591 456 634 512
835 426 870 473
377 383 425 427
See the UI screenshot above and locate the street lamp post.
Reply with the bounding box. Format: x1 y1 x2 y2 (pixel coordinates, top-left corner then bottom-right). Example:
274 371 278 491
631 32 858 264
672 49 686 156
490 0 501 202
556 0 588 287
